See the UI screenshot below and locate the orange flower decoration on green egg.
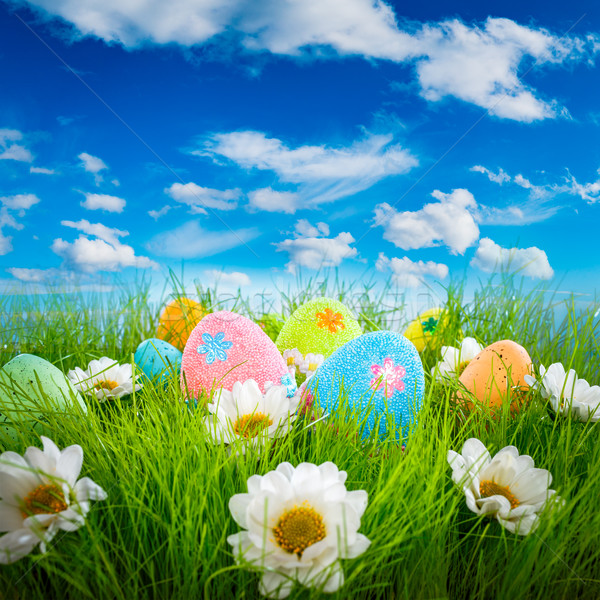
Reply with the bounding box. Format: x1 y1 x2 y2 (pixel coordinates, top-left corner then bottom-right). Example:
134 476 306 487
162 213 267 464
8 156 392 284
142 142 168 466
315 308 345 333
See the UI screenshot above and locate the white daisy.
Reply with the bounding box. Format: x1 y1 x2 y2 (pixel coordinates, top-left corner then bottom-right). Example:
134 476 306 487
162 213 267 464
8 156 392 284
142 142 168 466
228 461 370 599
524 363 600 422
432 337 484 380
204 380 299 452
447 438 561 535
0 436 107 564
297 353 324 379
282 349 303 376
67 357 142 401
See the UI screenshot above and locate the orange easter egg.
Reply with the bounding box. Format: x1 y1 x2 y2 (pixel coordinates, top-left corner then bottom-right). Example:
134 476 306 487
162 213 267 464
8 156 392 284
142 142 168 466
157 297 205 351
457 340 532 413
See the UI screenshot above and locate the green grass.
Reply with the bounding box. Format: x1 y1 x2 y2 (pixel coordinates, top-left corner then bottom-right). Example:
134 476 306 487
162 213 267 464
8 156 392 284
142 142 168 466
1 272 599 599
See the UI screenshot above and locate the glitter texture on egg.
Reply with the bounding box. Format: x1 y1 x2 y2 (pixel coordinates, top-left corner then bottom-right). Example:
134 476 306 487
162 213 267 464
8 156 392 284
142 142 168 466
181 311 295 401
307 331 425 439
276 297 362 358
403 307 449 352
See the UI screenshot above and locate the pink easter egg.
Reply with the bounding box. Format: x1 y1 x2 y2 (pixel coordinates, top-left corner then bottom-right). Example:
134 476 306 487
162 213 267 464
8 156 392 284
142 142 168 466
181 311 296 401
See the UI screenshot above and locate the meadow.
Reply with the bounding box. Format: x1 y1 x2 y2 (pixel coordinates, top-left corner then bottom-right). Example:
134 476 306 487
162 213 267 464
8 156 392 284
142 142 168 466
0 272 599 599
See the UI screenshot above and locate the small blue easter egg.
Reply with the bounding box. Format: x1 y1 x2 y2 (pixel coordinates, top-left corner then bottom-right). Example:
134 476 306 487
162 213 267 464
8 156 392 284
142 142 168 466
134 338 182 385
307 331 425 439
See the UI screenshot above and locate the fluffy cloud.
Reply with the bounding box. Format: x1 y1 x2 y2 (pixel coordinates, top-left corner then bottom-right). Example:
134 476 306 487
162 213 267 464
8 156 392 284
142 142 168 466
53 219 158 272
165 182 240 212
374 188 479 255
376 252 448 288
78 152 108 185
0 194 41 212
201 130 417 205
81 192 126 213
560 169 600 203
247 187 298 214
146 220 260 259
0 129 33 162
5 267 58 283
204 269 251 287
294 219 329 237
148 205 173 220
275 219 356 273
11 2 597 121
0 194 41 255
470 237 553 279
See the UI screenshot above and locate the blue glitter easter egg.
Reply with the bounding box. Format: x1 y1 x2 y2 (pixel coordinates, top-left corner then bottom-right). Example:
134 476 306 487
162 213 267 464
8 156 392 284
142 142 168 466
134 338 182 385
307 331 425 439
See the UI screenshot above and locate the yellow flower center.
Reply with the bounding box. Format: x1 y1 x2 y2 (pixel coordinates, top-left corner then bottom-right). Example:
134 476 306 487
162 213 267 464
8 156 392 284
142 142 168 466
287 356 295 367
456 360 470 376
94 379 119 391
233 413 273 438
308 362 319 372
479 480 520 509
21 483 68 518
273 503 326 557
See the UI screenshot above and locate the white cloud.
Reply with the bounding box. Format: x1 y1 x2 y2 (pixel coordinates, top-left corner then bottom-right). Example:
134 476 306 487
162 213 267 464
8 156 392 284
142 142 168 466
204 269 251 287
470 237 553 279
78 152 108 173
0 129 33 162
53 219 158 272
201 130 417 205
148 205 173 220
80 192 126 213
0 231 13 256
61 219 127 245
294 219 329 237
558 169 600 203
275 222 356 273
0 194 41 255
0 194 41 212
412 18 576 122
374 188 479 255
12 3 597 121
146 220 260 259
470 165 510 185
376 252 448 288
247 187 298 214
5 267 58 283
78 152 108 185
165 182 240 212
30 166 56 174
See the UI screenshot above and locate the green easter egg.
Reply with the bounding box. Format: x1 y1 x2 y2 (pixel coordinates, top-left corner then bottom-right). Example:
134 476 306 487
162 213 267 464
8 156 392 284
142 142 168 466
0 354 87 435
276 298 362 358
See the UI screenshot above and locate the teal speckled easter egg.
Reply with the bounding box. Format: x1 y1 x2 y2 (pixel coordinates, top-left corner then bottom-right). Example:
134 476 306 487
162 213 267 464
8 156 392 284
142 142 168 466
134 338 182 385
0 354 87 441
307 331 425 439
276 298 362 358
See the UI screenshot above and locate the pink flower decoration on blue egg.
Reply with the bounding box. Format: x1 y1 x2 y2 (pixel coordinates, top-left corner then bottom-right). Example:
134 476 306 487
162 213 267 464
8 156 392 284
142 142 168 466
370 358 406 398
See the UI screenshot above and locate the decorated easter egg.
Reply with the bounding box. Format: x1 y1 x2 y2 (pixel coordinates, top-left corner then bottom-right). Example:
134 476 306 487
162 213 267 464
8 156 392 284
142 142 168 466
134 338 182 385
457 340 532 412
157 297 205 351
181 311 296 401
307 331 425 439
403 307 449 352
0 354 87 440
276 298 362 359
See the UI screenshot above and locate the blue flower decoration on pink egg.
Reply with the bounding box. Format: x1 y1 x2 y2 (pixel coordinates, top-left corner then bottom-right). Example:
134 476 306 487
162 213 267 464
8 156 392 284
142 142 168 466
197 332 233 365
280 372 297 398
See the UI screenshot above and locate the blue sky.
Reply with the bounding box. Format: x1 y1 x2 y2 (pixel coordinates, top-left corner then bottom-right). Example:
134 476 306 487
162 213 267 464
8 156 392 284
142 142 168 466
1 0 599 305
